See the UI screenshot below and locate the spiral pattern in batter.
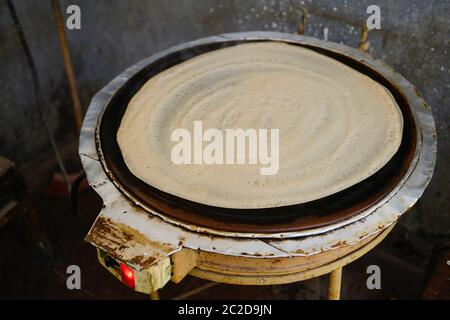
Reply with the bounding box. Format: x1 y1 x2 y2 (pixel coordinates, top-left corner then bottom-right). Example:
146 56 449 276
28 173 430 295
117 42 403 209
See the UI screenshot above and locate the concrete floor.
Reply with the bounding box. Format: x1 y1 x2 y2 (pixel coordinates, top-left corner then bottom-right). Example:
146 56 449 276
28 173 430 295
0 183 429 300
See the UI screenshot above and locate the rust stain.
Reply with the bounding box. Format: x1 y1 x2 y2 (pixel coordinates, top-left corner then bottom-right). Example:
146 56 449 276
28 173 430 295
177 236 186 247
86 216 175 269
128 254 156 267
358 26 370 52
331 240 347 248
271 259 282 265
413 87 423 98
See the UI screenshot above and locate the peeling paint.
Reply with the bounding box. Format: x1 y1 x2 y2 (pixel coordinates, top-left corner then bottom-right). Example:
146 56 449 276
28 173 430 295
80 32 436 270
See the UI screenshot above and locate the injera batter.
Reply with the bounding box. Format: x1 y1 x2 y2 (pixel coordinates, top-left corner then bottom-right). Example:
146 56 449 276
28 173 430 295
117 42 403 209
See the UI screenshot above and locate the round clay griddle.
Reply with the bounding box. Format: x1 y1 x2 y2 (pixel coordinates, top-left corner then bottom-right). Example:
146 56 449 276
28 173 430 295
97 39 417 234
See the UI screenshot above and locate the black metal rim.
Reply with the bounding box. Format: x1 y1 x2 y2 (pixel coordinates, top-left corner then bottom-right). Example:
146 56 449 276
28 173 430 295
98 39 417 226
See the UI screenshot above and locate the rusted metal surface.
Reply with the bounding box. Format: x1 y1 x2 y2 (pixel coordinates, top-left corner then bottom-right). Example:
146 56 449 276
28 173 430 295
296 8 308 35
185 228 382 278
96 248 171 293
86 215 174 270
79 32 436 271
190 225 394 286
358 26 370 52
95 31 418 234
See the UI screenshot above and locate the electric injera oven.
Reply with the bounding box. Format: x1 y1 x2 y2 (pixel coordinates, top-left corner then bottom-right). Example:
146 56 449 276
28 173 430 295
79 32 436 295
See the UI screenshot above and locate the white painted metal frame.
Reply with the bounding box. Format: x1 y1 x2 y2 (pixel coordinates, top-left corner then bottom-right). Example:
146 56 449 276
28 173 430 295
79 32 436 271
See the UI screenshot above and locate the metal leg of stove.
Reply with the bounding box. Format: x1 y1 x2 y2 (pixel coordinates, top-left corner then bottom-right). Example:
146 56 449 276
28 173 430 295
327 268 342 300
150 290 160 300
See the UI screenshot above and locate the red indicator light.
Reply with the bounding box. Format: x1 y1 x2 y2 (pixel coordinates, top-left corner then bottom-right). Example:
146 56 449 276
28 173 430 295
120 262 135 289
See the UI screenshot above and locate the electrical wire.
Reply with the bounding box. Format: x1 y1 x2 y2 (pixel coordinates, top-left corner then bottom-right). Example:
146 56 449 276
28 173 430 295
6 0 70 193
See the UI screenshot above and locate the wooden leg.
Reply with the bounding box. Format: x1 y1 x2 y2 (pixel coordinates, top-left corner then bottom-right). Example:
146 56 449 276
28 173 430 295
327 268 342 300
150 290 160 300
